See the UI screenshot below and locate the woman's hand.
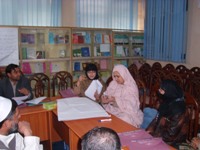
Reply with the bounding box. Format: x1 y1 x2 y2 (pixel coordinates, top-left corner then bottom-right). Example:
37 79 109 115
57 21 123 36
94 90 100 102
191 137 200 150
101 95 115 104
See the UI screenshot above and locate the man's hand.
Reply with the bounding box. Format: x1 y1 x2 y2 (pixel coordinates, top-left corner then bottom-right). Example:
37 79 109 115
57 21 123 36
18 88 30 95
18 121 32 136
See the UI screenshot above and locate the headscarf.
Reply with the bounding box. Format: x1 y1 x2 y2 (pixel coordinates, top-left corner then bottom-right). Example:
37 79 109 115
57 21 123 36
112 64 137 87
158 79 185 118
85 63 99 80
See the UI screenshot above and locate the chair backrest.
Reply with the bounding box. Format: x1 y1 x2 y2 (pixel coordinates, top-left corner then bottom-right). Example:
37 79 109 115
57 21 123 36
128 63 139 80
151 62 162 72
164 71 184 89
162 63 176 74
52 71 73 96
135 78 147 110
190 67 200 78
139 63 151 89
184 92 199 141
29 73 50 98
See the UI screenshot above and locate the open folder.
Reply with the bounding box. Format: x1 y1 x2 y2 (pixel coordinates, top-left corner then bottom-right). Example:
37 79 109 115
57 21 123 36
57 97 110 121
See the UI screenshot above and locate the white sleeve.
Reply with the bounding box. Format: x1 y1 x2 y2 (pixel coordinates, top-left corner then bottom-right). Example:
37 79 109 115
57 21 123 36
23 136 43 150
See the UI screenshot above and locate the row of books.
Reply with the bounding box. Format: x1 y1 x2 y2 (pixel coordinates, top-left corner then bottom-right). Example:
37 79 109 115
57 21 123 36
49 32 69 44
72 33 91 44
73 47 90 57
115 46 143 57
73 60 109 71
72 32 112 44
114 35 144 44
22 48 45 59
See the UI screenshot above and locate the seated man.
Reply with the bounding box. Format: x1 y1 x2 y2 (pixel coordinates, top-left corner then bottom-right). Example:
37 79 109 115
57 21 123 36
81 127 121 150
0 64 33 100
0 96 42 149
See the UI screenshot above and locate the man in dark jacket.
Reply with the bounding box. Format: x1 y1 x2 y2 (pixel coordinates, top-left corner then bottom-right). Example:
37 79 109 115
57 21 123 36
0 64 33 100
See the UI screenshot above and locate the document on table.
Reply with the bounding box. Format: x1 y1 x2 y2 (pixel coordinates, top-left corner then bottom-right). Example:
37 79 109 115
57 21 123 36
12 96 46 105
12 95 29 105
85 80 103 101
57 97 110 121
26 96 46 105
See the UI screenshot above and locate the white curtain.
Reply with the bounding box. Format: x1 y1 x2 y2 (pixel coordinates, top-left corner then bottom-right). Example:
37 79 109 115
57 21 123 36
0 0 61 26
76 0 141 30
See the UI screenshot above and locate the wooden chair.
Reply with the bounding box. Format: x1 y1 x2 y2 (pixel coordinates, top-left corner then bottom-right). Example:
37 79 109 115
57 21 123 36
128 63 139 80
190 67 200 78
29 73 50 98
151 62 162 72
164 71 184 89
52 71 73 96
138 63 151 90
106 75 113 87
135 78 147 110
176 65 191 91
187 76 200 104
184 92 199 141
162 63 176 74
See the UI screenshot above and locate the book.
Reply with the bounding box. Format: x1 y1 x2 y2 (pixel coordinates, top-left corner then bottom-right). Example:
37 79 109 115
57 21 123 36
22 62 32 74
74 62 81 71
35 62 46 73
95 33 102 43
27 34 35 44
73 49 82 57
72 34 78 43
59 49 66 58
99 59 107 70
22 48 27 59
26 47 36 59
78 35 84 43
81 47 90 57
103 34 111 43
84 33 91 44
48 32 55 44
36 51 45 59
50 63 61 73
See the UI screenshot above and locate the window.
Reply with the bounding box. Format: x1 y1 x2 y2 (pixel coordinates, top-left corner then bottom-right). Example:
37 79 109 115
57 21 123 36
143 0 188 62
76 0 144 30
0 0 61 26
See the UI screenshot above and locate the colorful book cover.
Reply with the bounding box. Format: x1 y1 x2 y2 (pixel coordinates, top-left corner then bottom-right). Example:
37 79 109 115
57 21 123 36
103 34 110 43
26 48 36 59
27 34 35 44
84 33 91 44
36 51 45 59
95 33 102 43
48 32 55 44
78 35 84 43
22 48 27 59
72 34 78 43
99 59 107 69
74 62 81 71
22 62 32 74
81 47 90 57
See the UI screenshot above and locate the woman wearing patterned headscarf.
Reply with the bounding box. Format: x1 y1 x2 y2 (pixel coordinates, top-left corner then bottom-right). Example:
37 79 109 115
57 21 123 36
101 64 143 127
74 63 106 102
146 79 189 146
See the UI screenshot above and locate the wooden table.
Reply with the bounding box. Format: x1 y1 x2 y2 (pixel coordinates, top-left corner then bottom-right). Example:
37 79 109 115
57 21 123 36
52 110 177 150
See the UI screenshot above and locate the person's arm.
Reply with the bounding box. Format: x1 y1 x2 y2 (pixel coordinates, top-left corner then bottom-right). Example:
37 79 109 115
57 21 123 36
17 121 42 150
19 77 33 100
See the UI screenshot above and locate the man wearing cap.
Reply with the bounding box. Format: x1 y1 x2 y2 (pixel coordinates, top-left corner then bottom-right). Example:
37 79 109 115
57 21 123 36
0 64 33 100
0 96 42 149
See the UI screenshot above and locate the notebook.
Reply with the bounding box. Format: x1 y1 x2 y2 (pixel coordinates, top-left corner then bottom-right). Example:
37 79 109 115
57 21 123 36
59 88 77 98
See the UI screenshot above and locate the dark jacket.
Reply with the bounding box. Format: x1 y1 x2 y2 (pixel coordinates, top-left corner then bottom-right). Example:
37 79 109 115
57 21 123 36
0 76 33 100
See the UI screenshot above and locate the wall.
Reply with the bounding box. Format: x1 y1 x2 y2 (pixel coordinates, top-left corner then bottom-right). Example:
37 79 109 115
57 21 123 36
61 0 200 69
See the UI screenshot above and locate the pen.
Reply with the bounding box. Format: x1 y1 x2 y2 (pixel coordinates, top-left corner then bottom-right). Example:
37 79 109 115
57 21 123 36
98 118 112 122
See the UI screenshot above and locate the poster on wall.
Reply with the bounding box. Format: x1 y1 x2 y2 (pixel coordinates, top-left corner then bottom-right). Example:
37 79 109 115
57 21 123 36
0 27 19 66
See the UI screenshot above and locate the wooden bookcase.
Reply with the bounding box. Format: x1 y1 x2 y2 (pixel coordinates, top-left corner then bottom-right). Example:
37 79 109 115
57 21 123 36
17 27 144 82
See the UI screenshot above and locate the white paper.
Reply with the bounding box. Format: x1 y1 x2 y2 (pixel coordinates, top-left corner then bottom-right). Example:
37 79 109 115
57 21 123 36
100 44 110 52
85 80 103 101
12 95 29 105
26 96 46 104
0 28 19 66
57 97 110 121
116 46 125 56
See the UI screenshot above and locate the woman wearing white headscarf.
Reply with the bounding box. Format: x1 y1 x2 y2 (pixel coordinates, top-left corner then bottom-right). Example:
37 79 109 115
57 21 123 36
101 64 143 127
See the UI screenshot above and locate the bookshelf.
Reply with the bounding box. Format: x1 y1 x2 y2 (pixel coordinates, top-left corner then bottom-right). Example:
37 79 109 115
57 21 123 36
112 30 144 67
19 27 71 76
16 27 144 82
